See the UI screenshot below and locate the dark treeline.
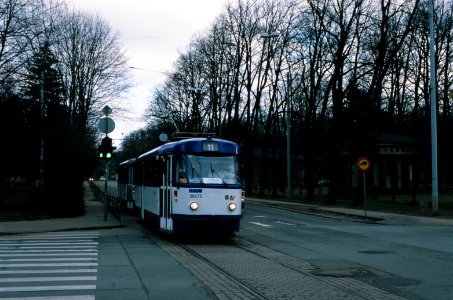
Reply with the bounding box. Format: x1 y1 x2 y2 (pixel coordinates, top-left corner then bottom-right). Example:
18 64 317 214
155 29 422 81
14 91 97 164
120 0 453 203
2 0 453 212
0 0 130 215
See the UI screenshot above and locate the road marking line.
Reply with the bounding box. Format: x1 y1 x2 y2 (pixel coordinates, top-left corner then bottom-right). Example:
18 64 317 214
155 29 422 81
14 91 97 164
0 253 98 257
0 263 98 267
0 232 99 299
249 222 271 227
0 249 97 253
0 239 96 242
1 276 97 282
0 285 96 292
276 221 296 226
0 258 97 262
0 296 95 300
0 269 97 274
0 246 97 250
0 235 98 241
0 242 98 246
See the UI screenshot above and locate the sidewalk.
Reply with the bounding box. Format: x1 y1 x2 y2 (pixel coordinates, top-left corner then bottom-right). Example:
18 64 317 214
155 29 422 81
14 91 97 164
246 197 453 226
0 182 122 235
1 184 452 235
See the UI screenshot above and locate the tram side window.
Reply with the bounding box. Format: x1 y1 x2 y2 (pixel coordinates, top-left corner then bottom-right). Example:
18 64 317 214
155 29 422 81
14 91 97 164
133 163 143 186
176 156 187 184
143 157 162 186
118 166 127 184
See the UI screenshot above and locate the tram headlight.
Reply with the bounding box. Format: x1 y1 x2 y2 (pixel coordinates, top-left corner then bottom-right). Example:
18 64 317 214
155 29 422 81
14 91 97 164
228 202 237 211
189 202 199 210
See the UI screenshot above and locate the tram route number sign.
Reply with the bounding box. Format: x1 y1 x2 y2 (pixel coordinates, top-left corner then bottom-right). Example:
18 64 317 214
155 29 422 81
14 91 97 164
357 157 371 172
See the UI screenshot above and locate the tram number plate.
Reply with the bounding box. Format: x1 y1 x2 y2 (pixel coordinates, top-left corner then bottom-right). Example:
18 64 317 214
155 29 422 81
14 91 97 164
189 189 202 199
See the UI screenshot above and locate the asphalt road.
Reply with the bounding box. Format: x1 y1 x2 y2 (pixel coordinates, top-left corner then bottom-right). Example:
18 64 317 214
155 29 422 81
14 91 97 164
2 183 451 300
97 182 453 300
239 204 453 300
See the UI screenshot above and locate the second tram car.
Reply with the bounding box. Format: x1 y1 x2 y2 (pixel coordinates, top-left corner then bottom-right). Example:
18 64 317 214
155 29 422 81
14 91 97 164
118 136 243 235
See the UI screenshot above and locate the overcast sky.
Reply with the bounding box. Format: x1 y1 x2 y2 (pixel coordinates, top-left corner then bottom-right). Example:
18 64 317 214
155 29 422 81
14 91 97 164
68 0 231 144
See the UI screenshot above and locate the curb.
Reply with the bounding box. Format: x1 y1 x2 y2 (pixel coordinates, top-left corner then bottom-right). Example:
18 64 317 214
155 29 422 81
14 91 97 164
246 199 384 223
245 198 453 226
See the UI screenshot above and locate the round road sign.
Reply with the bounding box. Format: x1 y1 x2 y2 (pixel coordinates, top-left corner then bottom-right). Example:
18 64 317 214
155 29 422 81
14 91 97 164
98 117 115 134
159 133 168 142
357 157 371 172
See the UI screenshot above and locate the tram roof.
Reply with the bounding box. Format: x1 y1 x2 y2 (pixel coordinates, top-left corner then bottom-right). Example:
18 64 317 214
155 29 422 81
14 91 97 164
118 158 136 167
136 137 239 161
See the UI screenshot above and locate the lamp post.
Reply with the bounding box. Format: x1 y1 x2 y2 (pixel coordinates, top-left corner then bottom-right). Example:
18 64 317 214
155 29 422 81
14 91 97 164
428 0 438 215
286 72 291 200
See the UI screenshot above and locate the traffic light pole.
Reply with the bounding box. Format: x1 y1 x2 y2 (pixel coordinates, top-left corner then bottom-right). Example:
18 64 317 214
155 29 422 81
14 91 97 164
104 160 108 221
98 105 115 221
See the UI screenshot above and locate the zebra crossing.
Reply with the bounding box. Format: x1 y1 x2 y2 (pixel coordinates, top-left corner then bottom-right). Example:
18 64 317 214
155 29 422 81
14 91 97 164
0 232 99 300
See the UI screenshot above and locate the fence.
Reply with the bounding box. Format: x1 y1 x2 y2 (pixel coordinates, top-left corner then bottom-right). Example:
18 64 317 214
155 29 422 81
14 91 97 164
88 181 124 223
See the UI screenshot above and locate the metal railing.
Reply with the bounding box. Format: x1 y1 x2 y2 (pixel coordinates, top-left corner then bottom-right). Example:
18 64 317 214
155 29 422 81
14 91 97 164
89 182 124 223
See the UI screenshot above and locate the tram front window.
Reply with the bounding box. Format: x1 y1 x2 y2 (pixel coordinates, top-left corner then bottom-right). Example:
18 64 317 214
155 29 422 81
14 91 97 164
182 155 239 184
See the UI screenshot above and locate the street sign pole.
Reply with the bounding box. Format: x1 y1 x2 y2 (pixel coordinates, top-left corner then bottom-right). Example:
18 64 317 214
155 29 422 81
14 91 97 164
104 160 108 221
363 172 367 217
98 105 115 221
104 109 109 221
357 157 371 218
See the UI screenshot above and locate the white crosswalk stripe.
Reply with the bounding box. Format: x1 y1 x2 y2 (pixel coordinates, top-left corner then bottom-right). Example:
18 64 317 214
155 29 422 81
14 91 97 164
0 232 98 299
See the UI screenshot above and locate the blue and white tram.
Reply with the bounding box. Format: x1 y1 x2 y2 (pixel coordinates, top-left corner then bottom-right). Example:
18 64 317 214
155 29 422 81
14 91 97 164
118 137 243 234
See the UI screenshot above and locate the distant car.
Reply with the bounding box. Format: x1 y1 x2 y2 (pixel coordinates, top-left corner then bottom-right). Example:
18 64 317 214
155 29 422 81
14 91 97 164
317 179 329 187
88 177 94 181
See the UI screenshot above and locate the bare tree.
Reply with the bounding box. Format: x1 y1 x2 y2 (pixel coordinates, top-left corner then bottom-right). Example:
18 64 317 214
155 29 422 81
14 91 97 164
139 0 453 199
361 0 420 113
54 10 131 129
0 0 35 92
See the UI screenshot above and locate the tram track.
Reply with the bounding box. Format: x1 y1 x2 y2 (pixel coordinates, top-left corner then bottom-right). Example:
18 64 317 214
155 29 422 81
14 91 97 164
180 242 272 300
148 233 407 300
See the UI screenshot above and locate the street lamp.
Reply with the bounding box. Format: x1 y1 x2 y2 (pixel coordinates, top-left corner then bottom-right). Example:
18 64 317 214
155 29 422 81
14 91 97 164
285 73 291 200
428 0 438 215
260 32 279 39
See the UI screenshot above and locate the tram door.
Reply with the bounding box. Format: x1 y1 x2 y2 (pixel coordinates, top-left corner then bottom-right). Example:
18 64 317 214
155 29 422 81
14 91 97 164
126 166 134 209
159 155 173 231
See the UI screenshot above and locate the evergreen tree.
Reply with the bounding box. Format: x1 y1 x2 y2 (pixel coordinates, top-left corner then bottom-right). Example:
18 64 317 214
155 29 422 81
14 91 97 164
23 41 84 216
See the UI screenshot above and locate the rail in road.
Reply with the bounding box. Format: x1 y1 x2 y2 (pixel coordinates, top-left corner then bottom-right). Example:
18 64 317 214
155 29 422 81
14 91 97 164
93 180 409 299
149 234 407 300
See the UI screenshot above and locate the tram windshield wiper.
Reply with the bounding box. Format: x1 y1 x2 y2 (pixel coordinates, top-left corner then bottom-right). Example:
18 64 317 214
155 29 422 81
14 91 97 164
210 163 218 177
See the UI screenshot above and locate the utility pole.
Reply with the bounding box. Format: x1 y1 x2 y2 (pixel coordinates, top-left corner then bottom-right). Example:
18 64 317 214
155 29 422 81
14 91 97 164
286 72 291 200
39 70 45 192
428 0 438 215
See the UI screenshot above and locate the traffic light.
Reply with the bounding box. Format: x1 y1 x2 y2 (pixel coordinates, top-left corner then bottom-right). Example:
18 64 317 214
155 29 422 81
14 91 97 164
98 144 105 159
98 137 116 161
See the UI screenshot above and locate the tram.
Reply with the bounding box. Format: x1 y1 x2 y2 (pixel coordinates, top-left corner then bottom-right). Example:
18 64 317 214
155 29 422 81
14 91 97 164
118 136 243 235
